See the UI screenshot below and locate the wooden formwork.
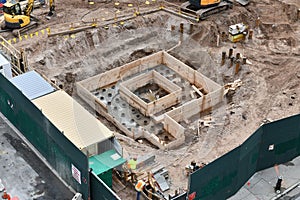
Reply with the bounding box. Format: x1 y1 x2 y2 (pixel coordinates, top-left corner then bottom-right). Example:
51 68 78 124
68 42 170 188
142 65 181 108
165 87 223 123
119 70 182 116
79 51 163 92
76 51 223 150
164 114 185 139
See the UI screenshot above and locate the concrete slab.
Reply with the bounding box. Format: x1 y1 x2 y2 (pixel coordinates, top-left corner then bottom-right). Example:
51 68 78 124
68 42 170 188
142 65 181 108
255 167 278 183
228 187 256 200
230 156 300 200
250 178 274 196
0 114 74 200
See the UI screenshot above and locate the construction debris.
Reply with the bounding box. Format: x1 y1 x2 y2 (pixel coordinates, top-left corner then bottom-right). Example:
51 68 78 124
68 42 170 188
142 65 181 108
224 79 243 95
5 0 300 199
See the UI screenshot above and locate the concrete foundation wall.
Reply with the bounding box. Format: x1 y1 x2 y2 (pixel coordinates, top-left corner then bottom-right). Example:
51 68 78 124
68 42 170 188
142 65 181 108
119 70 182 116
182 99 203 121
194 72 210 93
80 67 121 91
76 82 98 109
119 51 163 79
144 132 165 149
165 87 223 122
162 52 196 86
166 99 200 122
163 52 221 93
194 72 221 92
120 72 152 91
147 92 180 116
78 51 163 91
119 84 148 115
165 136 185 149
201 88 224 111
153 71 181 92
76 51 223 150
164 114 185 138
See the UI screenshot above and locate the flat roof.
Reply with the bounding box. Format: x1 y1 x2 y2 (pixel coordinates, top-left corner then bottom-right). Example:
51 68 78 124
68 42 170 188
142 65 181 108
89 149 126 175
32 90 114 149
10 70 56 100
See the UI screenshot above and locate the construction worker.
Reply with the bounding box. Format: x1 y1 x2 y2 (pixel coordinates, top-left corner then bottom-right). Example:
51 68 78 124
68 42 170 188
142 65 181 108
2 191 11 200
135 179 145 200
128 157 137 183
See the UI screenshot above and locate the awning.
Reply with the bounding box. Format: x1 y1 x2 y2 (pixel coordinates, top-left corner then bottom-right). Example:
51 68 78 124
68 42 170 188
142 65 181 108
89 149 126 175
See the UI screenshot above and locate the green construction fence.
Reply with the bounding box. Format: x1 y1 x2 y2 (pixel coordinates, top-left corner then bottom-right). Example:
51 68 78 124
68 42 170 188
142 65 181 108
0 73 89 199
188 114 300 200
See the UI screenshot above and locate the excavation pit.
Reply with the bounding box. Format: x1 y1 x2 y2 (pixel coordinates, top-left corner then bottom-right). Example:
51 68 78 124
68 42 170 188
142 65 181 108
77 51 224 149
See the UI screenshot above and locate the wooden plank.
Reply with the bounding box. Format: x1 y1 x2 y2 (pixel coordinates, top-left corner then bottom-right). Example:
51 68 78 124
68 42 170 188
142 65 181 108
192 85 203 97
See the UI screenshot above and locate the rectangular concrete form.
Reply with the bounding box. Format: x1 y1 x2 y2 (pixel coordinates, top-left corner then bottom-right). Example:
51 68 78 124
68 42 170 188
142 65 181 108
77 51 223 149
119 70 182 116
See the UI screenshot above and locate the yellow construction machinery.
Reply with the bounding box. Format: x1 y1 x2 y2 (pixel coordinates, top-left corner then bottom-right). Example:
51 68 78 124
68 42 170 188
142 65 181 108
2 0 55 35
46 0 55 20
228 23 248 42
181 0 233 20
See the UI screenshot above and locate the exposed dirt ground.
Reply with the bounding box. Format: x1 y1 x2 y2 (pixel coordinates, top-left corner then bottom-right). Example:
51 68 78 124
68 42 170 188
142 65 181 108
3 0 300 199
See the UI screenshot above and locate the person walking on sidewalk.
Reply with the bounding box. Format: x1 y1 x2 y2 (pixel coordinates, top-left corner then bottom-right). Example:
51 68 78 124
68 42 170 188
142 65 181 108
2 191 11 200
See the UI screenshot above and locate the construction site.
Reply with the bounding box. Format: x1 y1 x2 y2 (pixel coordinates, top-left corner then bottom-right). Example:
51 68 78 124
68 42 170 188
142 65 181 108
0 0 299 199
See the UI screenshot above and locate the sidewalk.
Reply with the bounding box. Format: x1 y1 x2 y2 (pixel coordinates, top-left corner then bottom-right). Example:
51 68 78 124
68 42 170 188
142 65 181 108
0 114 74 200
229 156 300 200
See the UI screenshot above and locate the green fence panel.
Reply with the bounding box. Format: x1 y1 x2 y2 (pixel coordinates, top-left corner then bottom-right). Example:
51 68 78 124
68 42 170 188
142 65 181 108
257 114 300 171
0 73 89 199
188 113 300 200
188 147 240 200
237 127 262 187
90 171 120 200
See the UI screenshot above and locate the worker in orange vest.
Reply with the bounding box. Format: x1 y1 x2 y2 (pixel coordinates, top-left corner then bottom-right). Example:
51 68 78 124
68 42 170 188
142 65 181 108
135 180 145 200
2 191 11 200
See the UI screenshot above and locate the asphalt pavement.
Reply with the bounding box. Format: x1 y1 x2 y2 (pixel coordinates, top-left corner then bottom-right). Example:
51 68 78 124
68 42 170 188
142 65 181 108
0 113 74 200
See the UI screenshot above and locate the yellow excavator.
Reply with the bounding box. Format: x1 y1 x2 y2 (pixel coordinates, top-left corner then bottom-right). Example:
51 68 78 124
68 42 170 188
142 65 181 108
2 0 55 35
181 0 233 20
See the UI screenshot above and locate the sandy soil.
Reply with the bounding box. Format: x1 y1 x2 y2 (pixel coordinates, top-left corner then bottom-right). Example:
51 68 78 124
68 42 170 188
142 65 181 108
3 0 300 199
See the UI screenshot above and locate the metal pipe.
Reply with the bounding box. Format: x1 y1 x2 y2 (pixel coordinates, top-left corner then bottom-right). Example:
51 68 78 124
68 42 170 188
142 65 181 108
189 23 194 34
235 61 240 74
171 25 175 31
255 17 260 28
180 23 184 33
228 48 233 58
236 52 240 60
221 51 226 66
242 57 247 65
230 57 234 67
248 29 253 40
221 31 226 42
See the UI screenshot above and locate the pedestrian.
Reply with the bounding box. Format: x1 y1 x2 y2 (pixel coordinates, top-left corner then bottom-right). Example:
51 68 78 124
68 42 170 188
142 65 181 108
2 191 11 200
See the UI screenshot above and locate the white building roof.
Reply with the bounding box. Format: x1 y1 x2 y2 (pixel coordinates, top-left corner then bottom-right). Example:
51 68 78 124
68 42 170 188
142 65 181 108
32 90 114 150
10 70 55 100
